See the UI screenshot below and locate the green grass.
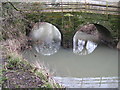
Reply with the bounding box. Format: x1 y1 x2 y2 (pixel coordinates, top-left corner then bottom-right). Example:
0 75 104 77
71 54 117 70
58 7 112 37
0 68 2 86
2 53 62 88
0 67 8 87
6 55 33 71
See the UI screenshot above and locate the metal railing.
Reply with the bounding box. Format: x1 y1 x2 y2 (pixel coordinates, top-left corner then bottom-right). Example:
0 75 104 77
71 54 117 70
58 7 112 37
53 76 119 88
43 2 119 15
17 1 120 15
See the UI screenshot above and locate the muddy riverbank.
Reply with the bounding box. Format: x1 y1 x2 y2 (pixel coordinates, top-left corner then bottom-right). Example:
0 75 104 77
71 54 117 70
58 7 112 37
0 40 62 88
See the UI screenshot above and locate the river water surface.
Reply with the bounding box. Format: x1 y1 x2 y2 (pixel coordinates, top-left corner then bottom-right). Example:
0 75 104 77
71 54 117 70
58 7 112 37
22 46 118 78
23 22 118 88
22 45 119 88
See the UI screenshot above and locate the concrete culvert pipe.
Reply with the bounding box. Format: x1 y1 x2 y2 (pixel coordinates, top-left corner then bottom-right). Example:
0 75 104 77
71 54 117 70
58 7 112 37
73 24 114 55
30 22 61 56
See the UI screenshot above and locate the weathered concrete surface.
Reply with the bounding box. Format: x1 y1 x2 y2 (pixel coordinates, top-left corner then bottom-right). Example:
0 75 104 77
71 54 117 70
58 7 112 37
117 41 120 50
76 24 115 48
77 24 99 42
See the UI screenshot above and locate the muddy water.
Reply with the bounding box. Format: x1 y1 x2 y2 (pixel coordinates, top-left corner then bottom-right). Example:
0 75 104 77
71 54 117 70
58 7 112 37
22 46 118 78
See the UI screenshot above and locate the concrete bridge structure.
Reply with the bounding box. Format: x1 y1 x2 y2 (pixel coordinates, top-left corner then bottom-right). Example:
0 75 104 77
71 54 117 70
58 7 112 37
22 1 119 48
1 1 120 48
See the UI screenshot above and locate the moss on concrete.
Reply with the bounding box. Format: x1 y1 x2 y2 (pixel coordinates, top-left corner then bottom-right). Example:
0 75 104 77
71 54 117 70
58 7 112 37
25 12 119 48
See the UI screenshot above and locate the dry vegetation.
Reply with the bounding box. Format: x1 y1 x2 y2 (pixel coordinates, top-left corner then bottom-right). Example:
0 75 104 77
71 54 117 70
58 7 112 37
0 2 63 88
0 1 119 88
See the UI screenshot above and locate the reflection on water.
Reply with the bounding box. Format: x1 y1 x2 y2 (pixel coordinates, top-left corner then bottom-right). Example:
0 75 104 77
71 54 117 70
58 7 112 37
27 23 118 79
73 39 98 55
30 22 61 56
34 40 61 56
22 46 118 78
73 31 98 55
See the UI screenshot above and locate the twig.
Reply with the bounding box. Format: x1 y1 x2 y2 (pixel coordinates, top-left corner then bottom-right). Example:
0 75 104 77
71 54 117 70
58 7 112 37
7 2 20 11
2 2 34 24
